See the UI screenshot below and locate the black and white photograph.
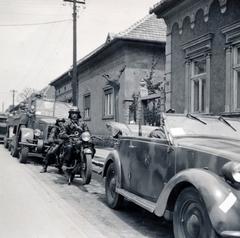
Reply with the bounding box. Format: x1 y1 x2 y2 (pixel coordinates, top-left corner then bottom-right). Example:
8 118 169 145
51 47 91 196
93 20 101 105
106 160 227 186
1 0 240 237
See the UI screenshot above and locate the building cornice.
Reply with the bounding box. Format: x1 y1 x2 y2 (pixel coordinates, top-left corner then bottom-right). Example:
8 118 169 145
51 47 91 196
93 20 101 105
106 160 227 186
152 0 229 35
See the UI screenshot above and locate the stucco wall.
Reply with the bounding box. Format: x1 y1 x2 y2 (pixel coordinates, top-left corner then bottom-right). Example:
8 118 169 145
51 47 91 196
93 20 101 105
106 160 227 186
170 0 240 113
77 40 165 135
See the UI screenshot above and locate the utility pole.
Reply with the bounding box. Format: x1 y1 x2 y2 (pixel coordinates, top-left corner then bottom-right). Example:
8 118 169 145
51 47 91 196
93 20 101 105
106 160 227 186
64 0 85 106
10 89 17 108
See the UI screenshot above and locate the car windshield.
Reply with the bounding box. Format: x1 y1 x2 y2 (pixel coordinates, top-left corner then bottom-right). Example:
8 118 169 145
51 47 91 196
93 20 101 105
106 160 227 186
35 100 71 118
165 114 240 140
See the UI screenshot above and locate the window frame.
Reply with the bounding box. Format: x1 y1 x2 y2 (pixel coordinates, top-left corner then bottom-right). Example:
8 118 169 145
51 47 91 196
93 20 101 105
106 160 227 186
103 87 114 119
190 57 207 113
182 33 212 114
222 20 240 113
83 93 91 121
233 44 240 111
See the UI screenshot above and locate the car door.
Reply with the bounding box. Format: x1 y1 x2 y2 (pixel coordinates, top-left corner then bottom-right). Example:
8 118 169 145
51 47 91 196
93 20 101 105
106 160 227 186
129 136 173 202
118 138 132 190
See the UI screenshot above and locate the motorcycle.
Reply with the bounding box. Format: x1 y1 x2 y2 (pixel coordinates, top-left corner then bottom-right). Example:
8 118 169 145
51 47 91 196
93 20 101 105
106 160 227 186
59 130 95 185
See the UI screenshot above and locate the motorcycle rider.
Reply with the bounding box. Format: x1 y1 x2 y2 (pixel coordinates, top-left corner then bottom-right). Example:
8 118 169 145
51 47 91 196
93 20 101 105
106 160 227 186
40 118 65 173
59 107 88 165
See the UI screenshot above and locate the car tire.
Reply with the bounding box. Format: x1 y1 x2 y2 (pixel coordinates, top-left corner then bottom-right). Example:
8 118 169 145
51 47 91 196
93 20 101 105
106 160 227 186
173 187 219 238
8 145 11 152
105 163 123 209
3 137 8 149
10 142 19 158
19 147 29 164
80 154 92 185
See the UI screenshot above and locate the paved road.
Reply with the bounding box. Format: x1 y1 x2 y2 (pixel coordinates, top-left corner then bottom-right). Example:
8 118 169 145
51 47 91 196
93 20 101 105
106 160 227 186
0 145 173 238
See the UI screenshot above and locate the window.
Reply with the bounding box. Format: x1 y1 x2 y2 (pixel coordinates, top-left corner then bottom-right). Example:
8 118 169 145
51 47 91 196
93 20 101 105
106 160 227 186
191 58 207 113
83 94 90 120
183 33 212 114
233 45 240 110
104 88 114 117
222 21 240 112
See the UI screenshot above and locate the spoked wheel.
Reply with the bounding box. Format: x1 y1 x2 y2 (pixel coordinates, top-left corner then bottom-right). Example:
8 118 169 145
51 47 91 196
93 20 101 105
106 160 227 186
80 154 92 185
173 187 218 238
105 163 123 209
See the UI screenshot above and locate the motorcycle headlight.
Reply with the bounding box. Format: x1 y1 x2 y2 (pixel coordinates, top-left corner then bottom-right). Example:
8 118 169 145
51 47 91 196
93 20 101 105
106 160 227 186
34 129 42 138
81 131 91 142
222 162 240 185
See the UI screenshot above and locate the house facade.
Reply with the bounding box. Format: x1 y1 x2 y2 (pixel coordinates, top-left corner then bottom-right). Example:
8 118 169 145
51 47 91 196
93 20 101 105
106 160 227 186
151 0 240 115
77 15 166 135
50 71 72 103
51 14 166 135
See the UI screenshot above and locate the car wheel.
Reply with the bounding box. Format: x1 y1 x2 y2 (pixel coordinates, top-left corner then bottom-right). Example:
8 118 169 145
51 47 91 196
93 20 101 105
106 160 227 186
80 154 92 185
173 187 218 238
105 163 123 209
19 147 29 164
3 137 8 149
10 142 19 158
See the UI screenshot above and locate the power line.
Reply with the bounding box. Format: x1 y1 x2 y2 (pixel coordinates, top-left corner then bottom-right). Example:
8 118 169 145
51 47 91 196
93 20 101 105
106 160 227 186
0 19 71 27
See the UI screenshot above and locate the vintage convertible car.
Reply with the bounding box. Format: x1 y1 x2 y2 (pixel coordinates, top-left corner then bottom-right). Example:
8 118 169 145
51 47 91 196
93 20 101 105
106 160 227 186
103 114 240 238
10 98 71 163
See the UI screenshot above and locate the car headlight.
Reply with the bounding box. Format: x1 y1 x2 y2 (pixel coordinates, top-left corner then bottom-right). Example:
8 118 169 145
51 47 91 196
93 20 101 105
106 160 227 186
34 129 42 138
222 162 240 185
81 131 91 142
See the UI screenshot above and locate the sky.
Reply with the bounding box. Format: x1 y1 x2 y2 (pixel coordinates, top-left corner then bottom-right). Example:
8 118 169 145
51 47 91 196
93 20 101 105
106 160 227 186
0 0 159 111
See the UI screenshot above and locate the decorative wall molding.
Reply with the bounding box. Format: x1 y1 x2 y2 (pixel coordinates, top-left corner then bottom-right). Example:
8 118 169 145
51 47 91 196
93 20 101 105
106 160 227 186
182 33 214 59
167 0 228 34
222 20 240 44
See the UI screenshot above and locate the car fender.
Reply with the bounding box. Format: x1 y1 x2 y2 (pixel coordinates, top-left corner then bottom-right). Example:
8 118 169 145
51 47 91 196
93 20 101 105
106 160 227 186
20 128 34 143
155 168 240 234
102 150 121 187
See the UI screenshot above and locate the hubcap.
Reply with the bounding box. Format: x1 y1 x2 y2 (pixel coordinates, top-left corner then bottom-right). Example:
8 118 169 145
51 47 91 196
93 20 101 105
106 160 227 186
186 214 200 237
181 203 203 238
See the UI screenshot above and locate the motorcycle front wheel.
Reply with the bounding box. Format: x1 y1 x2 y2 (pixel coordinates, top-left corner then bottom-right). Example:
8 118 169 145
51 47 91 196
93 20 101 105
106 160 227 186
80 153 92 185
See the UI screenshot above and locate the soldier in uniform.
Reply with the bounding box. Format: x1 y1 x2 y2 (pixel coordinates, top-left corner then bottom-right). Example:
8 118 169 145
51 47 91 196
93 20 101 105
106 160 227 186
59 107 88 164
40 118 65 173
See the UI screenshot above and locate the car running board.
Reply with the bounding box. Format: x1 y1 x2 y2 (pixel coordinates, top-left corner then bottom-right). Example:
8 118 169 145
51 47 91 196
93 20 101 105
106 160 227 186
116 188 156 213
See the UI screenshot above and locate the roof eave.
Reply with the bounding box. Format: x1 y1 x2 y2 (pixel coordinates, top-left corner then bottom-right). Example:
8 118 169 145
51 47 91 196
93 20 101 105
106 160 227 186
115 37 166 45
150 0 180 16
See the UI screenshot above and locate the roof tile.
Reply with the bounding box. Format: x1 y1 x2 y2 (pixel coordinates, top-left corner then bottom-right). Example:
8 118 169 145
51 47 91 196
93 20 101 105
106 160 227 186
115 14 166 43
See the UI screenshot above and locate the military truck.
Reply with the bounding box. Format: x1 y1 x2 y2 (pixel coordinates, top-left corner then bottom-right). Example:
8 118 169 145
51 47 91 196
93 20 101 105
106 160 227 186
9 97 71 163
0 113 7 144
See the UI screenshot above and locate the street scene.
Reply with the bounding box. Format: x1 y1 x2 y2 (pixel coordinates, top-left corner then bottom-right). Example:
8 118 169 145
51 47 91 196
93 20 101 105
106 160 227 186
1 0 240 238
0 145 173 238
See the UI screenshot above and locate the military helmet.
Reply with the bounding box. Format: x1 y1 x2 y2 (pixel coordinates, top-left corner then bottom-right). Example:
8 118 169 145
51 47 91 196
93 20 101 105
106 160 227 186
55 118 65 125
19 102 26 109
68 106 81 118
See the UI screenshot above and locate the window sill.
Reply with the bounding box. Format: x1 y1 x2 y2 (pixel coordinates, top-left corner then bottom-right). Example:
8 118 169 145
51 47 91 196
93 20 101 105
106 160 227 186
102 115 114 120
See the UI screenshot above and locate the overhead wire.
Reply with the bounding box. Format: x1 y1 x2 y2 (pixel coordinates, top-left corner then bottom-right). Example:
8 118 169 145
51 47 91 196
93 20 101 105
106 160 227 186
0 19 72 27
